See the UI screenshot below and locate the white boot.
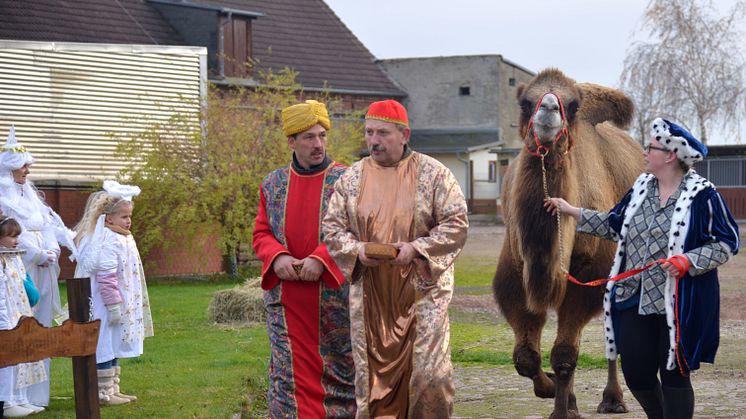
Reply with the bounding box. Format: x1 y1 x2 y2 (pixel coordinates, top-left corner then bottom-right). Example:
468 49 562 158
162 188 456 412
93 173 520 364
97 368 131 406
112 365 137 401
3 404 35 417
19 403 45 414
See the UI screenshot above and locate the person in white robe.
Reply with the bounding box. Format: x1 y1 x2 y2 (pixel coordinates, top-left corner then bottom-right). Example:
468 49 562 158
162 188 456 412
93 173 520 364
0 217 47 417
73 180 153 406
0 126 75 408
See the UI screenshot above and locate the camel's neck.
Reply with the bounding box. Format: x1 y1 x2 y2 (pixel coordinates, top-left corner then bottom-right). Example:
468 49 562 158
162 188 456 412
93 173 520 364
511 149 573 262
510 148 571 309
519 149 570 199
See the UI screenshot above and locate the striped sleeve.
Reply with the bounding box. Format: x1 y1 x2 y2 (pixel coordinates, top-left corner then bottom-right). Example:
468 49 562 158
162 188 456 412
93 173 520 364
706 189 740 255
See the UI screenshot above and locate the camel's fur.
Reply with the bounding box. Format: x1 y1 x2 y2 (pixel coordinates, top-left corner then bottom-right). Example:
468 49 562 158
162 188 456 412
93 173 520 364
493 68 644 418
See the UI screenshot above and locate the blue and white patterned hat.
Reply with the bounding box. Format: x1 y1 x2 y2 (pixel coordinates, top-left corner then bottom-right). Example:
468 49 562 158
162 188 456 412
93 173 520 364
649 118 707 164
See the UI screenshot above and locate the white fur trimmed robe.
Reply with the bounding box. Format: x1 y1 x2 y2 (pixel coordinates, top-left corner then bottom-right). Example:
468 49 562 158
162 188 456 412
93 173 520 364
589 171 739 371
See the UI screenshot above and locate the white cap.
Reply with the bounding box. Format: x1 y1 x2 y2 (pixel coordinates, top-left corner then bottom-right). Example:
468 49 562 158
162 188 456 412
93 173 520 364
0 126 34 171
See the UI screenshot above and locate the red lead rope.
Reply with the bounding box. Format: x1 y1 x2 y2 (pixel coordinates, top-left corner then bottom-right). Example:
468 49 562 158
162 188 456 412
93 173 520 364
565 254 691 376
565 254 690 287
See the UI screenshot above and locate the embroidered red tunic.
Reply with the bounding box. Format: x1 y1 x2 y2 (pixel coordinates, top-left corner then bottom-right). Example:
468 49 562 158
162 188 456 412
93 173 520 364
253 162 354 418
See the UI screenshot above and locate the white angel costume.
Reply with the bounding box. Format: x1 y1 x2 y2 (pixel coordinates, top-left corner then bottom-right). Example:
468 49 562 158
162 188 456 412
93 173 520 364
0 126 75 407
0 248 47 409
74 182 153 364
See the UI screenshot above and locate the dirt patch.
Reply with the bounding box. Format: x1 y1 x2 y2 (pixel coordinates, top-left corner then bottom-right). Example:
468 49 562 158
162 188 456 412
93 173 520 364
452 224 746 418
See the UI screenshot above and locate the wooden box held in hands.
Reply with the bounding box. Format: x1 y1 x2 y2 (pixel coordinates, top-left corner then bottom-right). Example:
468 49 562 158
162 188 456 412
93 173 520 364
364 243 398 260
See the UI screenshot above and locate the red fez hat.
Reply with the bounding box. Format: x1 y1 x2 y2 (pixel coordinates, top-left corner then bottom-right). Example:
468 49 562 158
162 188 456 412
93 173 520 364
365 100 409 127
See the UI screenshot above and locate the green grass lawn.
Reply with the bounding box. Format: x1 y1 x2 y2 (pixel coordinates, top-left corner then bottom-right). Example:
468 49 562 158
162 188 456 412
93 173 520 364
453 254 495 291
45 281 269 418
448 260 608 370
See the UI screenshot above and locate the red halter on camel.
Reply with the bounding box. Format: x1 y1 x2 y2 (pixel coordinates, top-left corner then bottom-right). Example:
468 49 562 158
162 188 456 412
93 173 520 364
524 92 574 158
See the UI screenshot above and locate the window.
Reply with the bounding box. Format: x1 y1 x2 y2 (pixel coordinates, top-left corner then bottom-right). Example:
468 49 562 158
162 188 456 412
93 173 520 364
150 2 261 80
459 86 471 96
488 161 497 183
695 158 746 187
509 78 516 86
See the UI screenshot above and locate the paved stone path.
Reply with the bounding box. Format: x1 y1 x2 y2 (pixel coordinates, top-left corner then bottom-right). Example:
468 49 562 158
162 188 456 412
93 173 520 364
454 363 746 418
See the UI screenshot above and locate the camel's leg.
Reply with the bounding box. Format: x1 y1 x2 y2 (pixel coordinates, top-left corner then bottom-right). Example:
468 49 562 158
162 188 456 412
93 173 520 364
493 252 554 399
549 284 600 419
596 359 628 414
570 244 627 413
511 310 555 399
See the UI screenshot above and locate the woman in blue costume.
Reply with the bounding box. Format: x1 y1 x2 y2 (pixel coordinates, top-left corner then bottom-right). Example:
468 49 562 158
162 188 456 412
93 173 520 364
546 118 739 419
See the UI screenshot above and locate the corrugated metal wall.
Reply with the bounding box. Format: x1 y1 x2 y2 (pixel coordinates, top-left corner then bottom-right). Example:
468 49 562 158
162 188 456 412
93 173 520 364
0 41 206 182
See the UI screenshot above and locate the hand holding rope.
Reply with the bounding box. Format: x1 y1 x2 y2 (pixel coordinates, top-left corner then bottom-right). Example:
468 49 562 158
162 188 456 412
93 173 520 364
543 197 691 286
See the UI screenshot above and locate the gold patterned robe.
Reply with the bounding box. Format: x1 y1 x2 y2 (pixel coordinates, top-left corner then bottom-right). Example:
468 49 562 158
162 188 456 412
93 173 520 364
323 151 468 418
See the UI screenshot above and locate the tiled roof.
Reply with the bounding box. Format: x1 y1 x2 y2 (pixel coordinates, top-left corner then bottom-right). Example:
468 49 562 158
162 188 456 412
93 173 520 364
0 0 184 45
195 0 403 95
0 0 404 96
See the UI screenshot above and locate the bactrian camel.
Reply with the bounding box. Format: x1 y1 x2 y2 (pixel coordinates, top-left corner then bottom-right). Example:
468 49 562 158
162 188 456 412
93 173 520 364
493 68 644 418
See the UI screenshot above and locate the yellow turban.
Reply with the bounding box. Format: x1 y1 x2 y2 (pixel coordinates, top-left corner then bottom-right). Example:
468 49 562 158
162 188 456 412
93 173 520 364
281 100 331 137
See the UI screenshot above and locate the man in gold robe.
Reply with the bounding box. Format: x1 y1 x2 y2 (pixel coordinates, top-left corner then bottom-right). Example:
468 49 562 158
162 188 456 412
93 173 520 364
322 100 468 418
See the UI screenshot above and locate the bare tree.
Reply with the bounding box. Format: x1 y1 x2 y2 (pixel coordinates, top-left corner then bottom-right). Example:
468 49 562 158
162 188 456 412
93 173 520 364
620 0 746 144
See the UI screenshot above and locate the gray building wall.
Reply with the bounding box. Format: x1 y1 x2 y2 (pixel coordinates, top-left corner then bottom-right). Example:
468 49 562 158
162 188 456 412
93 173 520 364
497 58 535 149
380 55 499 130
379 54 534 149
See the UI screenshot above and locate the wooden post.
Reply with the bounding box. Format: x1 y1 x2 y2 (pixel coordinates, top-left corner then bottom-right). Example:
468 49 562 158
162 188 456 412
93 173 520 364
66 277 101 419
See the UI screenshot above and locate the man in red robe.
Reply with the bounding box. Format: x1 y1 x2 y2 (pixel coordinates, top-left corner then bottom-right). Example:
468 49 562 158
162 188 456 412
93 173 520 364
252 100 355 418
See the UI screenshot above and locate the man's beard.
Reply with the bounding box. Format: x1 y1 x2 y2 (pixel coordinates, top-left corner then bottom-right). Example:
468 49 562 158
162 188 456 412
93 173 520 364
369 144 386 153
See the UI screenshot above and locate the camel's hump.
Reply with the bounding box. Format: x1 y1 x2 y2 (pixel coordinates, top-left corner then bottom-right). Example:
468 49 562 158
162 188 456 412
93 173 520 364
578 83 634 130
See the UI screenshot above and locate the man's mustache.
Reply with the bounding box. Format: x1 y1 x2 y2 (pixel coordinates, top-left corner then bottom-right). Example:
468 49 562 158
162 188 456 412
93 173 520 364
370 144 386 152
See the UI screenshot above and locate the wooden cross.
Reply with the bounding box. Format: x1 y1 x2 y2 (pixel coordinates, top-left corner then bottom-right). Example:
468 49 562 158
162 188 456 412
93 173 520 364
0 278 101 419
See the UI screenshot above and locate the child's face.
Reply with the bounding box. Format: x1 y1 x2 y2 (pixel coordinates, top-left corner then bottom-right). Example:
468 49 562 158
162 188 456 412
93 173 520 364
106 204 133 231
0 234 19 248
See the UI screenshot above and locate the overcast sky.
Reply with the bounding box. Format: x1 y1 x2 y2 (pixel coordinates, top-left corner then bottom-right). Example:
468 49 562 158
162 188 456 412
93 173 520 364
324 0 742 88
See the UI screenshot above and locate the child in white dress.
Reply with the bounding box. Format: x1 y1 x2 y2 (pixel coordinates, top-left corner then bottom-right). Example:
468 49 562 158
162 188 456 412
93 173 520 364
73 180 153 406
0 217 46 417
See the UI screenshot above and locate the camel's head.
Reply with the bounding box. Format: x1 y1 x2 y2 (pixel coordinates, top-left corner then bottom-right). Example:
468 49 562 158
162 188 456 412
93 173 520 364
517 68 581 146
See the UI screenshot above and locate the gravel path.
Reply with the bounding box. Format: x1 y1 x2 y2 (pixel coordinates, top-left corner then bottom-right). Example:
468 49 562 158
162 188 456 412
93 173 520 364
454 362 746 418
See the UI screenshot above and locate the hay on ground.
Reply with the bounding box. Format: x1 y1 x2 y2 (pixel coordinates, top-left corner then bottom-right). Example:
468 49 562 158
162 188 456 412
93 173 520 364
208 277 264 325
